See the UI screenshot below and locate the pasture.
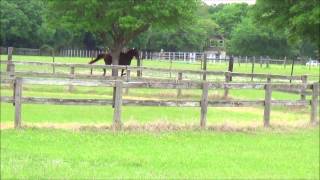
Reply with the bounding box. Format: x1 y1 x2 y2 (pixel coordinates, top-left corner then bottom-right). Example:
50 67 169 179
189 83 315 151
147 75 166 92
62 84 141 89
0 54 319 179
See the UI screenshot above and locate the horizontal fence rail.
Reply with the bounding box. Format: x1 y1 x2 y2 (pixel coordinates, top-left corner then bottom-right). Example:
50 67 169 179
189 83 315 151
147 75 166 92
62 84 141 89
0 60 306 81
1 59 311 99
1 77 318 129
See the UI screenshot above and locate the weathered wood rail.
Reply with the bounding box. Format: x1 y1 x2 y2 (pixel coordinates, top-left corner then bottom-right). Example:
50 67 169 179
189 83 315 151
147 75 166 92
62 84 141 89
1 77 318 129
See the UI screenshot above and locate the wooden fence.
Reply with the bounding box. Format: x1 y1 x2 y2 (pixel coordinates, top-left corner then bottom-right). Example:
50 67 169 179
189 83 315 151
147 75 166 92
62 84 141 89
2 46 315 66
1 60 311 100
1 77 318 129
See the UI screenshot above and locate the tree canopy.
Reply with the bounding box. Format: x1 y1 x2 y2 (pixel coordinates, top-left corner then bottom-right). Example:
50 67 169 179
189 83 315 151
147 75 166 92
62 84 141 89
254 0 320 50
47 0 199 64
0 0 318 58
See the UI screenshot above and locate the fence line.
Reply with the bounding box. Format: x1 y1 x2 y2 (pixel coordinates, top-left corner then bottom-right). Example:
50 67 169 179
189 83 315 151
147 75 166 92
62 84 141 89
1 77 318 129
2 46 315 66
1 60 311 99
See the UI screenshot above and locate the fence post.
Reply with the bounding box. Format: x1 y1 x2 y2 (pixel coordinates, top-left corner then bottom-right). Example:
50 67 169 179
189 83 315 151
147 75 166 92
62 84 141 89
14 77 22 128
169 56 173 78
251 56 255 81
177 72 183 98
200 82 209 128
137 56 142 77
69 66 75 92
267 75 271 83
300 75 307 101
310 83 319 124
113 80 123 130
290 57 295 83
8 63 15 78
264 83 272 127
283 56 287 68
7 47 13 73
125 69 131 95
224 71 231 98
52 50 55 74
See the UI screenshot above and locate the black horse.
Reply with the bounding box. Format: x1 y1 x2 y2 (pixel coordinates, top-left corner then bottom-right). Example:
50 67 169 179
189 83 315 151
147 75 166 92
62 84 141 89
89 48 140 76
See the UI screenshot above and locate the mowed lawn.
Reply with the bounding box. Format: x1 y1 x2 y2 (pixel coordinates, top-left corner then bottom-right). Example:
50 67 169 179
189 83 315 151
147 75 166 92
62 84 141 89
1 54 319 179
1 128 319 179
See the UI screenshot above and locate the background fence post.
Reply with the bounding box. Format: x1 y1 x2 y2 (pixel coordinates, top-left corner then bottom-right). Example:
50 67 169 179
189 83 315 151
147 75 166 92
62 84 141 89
251 56 255 81
137 56 142 77
7 47 13 73
300 75 307 101
264 83 272 127
310 83 319 124
52 50 55 74
290 57 295 83
200 82 209 128
113 80 123 130
14 77 22 128
177 72 183 98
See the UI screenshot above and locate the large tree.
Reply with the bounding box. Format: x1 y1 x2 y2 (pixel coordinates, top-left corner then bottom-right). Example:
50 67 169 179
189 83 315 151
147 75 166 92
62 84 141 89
254 0 320 50
228 17 294 57
47 0 198 69
210 3 249 39
0 0 45 47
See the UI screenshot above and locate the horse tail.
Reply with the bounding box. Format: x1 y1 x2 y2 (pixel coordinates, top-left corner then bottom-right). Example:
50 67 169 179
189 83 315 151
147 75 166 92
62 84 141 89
89 54 105 64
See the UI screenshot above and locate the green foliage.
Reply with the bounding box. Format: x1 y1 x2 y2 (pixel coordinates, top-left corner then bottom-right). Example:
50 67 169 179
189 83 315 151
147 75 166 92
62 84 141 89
210 3 249 38
227 16 294 57
254 0 320 50
47 0 199 54
0 0 45 47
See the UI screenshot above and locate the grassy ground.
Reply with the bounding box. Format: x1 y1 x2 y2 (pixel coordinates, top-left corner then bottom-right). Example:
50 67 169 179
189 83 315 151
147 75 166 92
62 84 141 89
1 54 319 179
1 128 319 179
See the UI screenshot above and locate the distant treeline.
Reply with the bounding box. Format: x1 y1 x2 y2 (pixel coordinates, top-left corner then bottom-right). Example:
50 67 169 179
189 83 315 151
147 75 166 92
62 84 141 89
0 0 318 58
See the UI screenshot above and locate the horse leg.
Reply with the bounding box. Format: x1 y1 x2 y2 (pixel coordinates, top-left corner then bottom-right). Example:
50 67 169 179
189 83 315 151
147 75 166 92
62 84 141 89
121 69 127 76
103 68 106 76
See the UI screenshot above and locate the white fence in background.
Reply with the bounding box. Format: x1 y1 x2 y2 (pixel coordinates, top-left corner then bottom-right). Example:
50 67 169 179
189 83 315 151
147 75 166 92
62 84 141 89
1 47 315 65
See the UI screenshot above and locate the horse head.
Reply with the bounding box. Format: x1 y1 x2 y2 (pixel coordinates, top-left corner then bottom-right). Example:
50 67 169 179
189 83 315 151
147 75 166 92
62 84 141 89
128 48 140 62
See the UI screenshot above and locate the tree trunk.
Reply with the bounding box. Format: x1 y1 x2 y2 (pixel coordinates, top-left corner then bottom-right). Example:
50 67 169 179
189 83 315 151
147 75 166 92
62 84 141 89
110 48 122 77
228 55 234 81
110 46 122 108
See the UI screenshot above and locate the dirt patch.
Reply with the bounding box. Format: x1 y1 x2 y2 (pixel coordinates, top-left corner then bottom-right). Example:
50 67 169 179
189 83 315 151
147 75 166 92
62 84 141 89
1 121 318 132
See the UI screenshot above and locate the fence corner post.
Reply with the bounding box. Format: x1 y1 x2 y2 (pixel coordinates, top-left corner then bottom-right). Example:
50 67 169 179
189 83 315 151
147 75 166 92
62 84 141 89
14 77 22 129
264 83 272 127
310 82 319 125
200 82 209 128
113 80 123 130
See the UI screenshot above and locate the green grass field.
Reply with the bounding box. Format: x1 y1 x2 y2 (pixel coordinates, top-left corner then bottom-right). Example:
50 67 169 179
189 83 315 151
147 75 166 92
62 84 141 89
1 128 319 179
1 54 319 179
